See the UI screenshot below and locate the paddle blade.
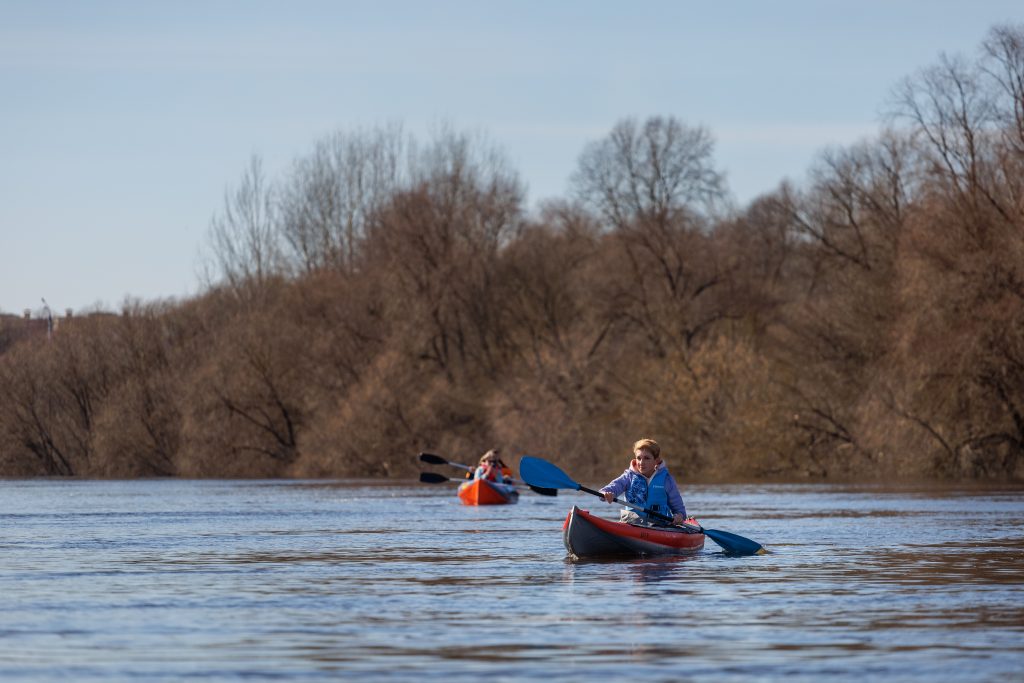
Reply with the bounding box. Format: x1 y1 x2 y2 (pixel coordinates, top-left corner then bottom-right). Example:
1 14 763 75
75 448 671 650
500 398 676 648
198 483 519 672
703 527 767 556
528 485 559 497
419 472 451 484
519 456 580 491
418 452 448 465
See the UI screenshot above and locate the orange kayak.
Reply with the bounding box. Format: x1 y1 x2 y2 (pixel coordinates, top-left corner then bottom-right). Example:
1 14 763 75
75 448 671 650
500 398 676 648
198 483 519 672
457 478 520 505
562 505 704 558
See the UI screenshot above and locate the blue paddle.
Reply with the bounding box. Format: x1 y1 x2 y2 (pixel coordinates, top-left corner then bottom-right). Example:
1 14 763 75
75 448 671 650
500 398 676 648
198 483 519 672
519 455 767 556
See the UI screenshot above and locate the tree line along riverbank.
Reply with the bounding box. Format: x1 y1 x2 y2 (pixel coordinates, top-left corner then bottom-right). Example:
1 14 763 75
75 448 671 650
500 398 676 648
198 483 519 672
2 25 1023 482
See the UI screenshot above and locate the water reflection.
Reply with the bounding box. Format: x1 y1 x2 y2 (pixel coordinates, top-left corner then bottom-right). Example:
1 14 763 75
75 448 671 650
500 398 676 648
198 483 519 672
851 546 1024 586
565 554 703 584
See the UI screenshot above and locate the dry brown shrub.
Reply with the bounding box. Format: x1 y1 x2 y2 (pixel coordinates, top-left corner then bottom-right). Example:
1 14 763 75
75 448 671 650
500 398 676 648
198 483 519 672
614 336 802 481
178 294 310 477
294 349 489 478
488 366 629 484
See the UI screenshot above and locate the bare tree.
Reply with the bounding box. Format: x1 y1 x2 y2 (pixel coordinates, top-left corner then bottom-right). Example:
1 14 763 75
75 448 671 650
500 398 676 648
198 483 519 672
572 116 725 230
204 155 282 293
786 133 914 272
365 126 524 381
0 345 75 475
90 301 182 476
981 24 1024 155
868 24 1024 477
278 124 406 274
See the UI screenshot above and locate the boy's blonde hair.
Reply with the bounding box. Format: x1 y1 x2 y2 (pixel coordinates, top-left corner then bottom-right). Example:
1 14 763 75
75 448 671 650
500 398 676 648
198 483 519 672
632 438 661 459
480 448 502 464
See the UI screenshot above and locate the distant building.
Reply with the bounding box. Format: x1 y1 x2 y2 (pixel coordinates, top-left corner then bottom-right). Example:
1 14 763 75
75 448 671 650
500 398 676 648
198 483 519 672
0 308 75 353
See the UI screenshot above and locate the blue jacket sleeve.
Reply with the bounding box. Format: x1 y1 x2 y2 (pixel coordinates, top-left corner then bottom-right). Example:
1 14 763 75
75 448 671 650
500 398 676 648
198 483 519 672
599 469 632 497
664 473 686 517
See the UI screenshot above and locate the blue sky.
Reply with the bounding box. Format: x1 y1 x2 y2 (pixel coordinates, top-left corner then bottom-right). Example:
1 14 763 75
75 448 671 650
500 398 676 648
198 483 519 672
2 1 1023 314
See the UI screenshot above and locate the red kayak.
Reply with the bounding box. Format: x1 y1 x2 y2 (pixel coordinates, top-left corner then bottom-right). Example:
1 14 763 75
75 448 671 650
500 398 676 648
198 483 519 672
562 505 705 558
457 478 520 506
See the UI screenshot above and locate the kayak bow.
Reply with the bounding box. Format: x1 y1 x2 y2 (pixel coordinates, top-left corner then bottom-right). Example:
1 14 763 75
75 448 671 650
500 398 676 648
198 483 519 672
457 478 520 506
563 505 705 558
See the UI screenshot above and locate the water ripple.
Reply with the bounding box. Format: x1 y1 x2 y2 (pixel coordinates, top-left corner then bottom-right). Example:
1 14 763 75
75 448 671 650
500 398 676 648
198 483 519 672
0 480 1021 681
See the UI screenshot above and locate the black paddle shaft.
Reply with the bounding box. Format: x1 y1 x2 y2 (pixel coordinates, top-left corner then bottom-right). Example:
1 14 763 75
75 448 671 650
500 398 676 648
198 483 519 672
577 483 680 525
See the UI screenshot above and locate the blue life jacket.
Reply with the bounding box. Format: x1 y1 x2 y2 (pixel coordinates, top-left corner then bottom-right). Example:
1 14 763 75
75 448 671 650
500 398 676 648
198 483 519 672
624 467 670 521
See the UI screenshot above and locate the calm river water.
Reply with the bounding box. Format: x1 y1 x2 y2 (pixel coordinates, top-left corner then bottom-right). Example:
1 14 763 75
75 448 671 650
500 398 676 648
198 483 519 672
0 478 1021 682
